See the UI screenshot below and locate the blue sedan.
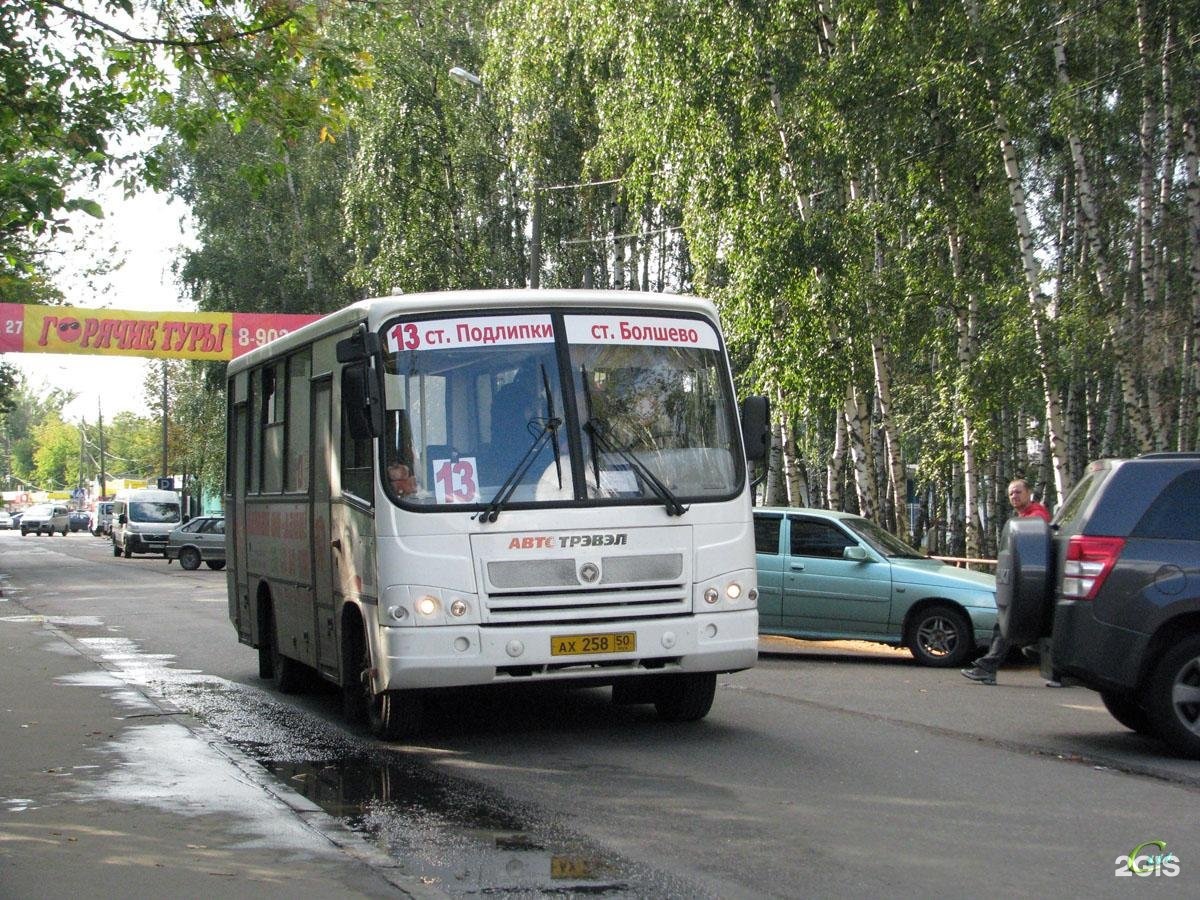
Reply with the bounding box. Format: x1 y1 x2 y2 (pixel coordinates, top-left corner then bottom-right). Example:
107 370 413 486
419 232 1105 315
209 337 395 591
754 508 997 667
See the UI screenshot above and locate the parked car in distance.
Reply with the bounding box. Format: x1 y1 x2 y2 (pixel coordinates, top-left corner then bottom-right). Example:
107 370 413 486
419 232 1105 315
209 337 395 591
755 508 997 667
68 509 90 532
998 452 1200 758
20 503 70 536
90 501 114 536
0 510 11 530
165 515 226 570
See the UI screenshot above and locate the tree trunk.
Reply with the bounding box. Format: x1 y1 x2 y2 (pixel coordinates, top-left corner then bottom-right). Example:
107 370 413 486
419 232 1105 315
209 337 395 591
1053 22 1152 460
1183 109 1200 451
844 384 876 519
827 406 846 511
949 222 981 558
967 0 1070 495
764 421 785 506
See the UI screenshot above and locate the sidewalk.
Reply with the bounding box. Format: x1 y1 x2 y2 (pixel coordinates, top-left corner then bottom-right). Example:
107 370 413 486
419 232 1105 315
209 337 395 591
0 602 442 899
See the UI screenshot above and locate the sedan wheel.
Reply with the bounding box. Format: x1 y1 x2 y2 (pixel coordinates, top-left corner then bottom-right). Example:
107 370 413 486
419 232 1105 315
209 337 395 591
178 547 202 571
908 604 973 668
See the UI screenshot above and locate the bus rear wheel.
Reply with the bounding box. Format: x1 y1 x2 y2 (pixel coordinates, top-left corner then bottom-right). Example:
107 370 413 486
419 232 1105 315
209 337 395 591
260 604 304 693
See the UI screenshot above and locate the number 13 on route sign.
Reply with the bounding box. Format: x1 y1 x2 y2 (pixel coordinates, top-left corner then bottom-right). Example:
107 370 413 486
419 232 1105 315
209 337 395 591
432 457 480 503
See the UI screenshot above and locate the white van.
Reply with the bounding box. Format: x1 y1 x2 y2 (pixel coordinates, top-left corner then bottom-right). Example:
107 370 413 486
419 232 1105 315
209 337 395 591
91 500 115 536
112 488 183 558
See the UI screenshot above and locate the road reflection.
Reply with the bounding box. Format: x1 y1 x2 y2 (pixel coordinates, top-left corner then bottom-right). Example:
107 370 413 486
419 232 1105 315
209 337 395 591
264 754 630 895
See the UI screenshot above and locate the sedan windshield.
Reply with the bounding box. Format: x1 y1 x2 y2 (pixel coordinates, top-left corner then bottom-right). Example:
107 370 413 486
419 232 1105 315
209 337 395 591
379 311 741 510
842 515 927 559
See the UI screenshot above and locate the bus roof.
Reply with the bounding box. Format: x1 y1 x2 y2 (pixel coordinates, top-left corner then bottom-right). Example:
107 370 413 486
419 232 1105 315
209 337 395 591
227 289 721 376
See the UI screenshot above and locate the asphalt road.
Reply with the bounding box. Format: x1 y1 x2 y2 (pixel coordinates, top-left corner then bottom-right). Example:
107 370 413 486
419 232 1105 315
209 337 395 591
2 529 1197 897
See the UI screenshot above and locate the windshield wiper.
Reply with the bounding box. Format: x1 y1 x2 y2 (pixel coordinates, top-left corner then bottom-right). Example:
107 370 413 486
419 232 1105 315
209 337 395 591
541 364 563 488
583 416 688 517
474 365 561 523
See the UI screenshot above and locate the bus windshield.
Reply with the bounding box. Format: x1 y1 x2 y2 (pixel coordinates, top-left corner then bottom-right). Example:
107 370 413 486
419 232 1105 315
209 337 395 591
380 311 741 510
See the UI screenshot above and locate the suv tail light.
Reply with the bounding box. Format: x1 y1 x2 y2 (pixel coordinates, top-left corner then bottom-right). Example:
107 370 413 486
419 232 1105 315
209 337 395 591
1061 535 1126 600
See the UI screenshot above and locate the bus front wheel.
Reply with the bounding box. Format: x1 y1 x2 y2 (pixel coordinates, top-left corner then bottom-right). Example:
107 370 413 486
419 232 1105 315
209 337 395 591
343 630 422 740
370 690 423 741
653 672 717 722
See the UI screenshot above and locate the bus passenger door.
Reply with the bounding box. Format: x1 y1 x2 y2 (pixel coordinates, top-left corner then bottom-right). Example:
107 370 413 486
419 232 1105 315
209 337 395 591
311 378 338 675
231 401 252 641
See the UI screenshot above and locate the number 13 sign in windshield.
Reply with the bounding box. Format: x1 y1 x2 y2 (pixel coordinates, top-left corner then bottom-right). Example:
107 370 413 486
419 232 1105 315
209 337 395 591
432 457 480 503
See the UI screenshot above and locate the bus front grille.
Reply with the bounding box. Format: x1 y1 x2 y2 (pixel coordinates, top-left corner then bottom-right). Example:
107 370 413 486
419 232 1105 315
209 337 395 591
483 585 689 624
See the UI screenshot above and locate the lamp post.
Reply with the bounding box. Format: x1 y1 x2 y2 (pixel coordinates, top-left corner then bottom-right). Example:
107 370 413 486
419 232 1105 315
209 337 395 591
449 66 541 288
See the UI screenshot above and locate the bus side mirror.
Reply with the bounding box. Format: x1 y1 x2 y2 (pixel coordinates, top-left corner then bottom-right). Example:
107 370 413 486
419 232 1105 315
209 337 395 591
343 361 384 440
336 326 381 363
740 395 770 462
118 514 127 525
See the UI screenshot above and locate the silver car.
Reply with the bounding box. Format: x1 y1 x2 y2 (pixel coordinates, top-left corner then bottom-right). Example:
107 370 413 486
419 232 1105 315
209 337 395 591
20 504 70 536
165 516 226 570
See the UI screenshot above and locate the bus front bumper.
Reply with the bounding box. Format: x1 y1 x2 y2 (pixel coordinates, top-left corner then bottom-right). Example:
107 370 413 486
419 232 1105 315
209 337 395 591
375 610 759 690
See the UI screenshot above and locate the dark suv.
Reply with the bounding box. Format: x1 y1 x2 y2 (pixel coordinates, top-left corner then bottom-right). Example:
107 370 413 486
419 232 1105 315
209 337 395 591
997 453 1200 757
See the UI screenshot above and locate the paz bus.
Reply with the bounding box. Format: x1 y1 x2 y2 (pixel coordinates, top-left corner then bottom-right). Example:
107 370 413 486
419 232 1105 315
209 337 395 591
225 289 769 738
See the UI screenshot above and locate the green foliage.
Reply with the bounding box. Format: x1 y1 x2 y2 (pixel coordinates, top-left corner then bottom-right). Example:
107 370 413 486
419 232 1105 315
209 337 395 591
140 360 225 502
1 373 75 487
2 1 372 298
31 414 80 490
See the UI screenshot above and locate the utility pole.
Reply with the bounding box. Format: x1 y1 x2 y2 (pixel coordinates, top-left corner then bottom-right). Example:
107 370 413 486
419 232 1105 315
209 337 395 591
530 178 542 289
77 422 85 496
98 399 107 499
161 361 168 479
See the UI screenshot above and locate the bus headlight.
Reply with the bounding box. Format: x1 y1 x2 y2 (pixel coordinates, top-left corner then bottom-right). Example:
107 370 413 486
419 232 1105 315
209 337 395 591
415 595 439 617
387 605 408 622
449 599 468 617
696 570 758 611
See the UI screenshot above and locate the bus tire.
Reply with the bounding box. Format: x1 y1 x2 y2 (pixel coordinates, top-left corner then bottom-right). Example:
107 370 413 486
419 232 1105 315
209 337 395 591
653 672 717 722
370 690 423 741
342 627 423 740
265 607 304 693
257 640 273 680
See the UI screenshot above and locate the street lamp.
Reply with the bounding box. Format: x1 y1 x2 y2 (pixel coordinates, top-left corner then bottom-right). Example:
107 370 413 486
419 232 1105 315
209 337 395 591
448 66 482 88
448 65 541 288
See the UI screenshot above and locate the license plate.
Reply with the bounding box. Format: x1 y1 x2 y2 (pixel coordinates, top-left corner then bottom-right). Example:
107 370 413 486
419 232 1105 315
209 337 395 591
550 632 636 656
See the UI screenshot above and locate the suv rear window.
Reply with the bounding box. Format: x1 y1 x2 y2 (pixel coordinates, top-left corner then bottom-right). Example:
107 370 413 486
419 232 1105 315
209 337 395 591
1054 468 1106 528
1131 469 1200 541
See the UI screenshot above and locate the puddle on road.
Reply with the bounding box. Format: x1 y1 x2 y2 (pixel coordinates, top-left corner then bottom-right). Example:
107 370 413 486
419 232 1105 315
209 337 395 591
262 754 645 896
24 615 702 898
